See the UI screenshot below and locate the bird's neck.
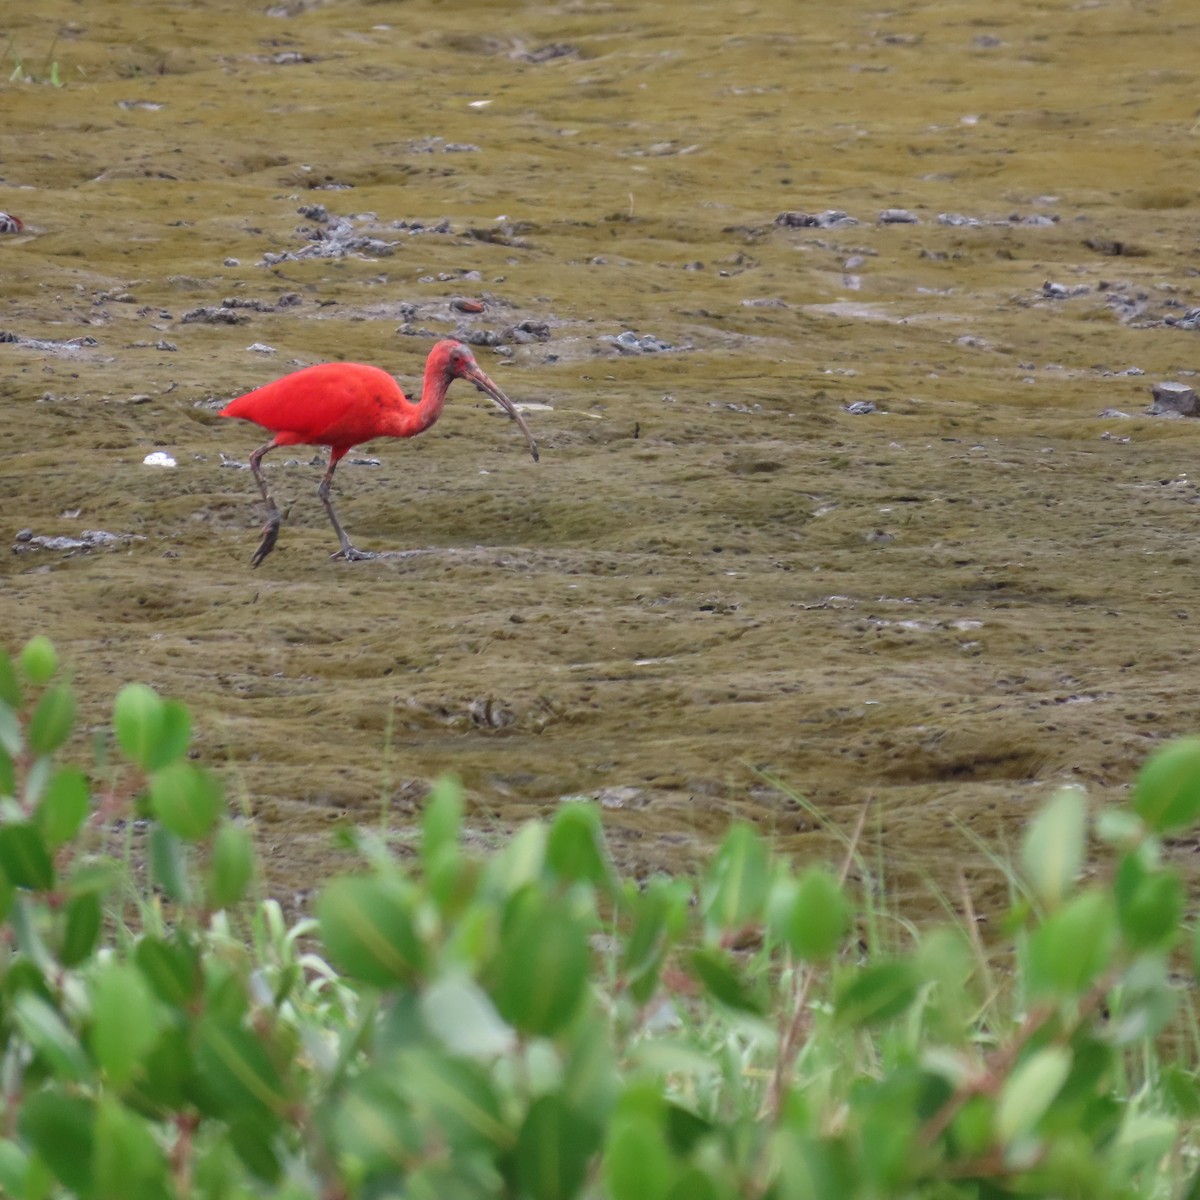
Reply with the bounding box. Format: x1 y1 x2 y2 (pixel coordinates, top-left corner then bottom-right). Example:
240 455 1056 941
398 359 453 436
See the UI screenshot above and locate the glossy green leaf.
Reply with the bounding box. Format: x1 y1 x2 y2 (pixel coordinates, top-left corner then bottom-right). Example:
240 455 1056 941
516 1093 600 1200
18 1089 95 1196
113 683 165 771
35 768 90 849
689 946 768 1014
20 636 58 685
834 960 922 1029
547 802 613 888
28 683 75 756
701 822 770 932
151 700 192 770
1133 737 1200 833
488 896 591 1035
150 761 222 840
91 962 163 1087
13 993 91 1082
229 1112 283 1183
149 825 189 903
60 892 102 967
398 1048 511 1149
0 648 23 707
1021 785 1086 910
195 1015 290 1118
0 823 55 891
1026 890 1117 997
206 822 255 910
775 866 849 961
996 1046 1072 1143
317 875 426 986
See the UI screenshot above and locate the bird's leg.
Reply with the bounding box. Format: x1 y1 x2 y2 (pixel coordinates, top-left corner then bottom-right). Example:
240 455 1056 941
318 458 375 562
247 441 283 567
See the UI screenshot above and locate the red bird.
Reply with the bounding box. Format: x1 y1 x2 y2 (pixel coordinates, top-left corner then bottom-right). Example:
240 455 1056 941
220 339 539 566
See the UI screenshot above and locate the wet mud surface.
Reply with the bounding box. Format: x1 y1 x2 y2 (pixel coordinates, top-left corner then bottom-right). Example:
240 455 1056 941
3 0 1200 917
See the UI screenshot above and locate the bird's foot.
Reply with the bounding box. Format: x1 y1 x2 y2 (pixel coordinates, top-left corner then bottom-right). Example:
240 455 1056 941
250 515 281 568
330 545 376 562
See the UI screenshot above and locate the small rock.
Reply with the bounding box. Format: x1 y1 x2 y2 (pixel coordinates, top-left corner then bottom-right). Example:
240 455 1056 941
143 451 177 468
223 257 240 267
246 342 276 354
1097 408 1132 419
1147 381 1199 417
937 213 982 226
845 401 877 415
878 208 919 224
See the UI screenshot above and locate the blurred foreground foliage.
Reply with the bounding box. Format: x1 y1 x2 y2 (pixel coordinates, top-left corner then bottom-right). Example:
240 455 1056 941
0 637 1199 1198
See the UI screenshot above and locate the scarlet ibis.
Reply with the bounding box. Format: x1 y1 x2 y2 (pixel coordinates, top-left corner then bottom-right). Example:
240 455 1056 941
220 339 539 566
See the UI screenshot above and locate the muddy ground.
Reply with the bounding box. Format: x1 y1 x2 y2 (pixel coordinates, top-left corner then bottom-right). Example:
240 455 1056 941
2 0 1199 918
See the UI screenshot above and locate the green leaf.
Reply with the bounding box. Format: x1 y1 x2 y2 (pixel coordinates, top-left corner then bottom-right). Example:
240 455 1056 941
619 876 689 1005
398 1048 512 1149
13 993 91 1082
91 963 163 1088
195 1016 289 1118
0 823 55 890
28 683 76 756
516 1093 600 1200
35 768 90 849
65 859 122 898
1026 890 1117 997
547 802 613 888
0 702 21 762
150 825 191 903
419 973 515 1059
149 762 222 841
333 1071 421 1178
1115 857 1183 951
996 1046 1072 1143
206 822 255 910
0 648 23 707
18 1089 95 1196
136 935 201 1008
113 683 165 771
487 894 591 1035
0 1140 29 1198
1110 1112 1179 1179
422 774 463 868
701 822 770 932
774 866 849 961
604 1114 677 1200
60 892 102 967
689 946 768 1014
151 700 192 770
835 960 922 1029
1133 738 1200 833
20 636 58 685
92 1093 169 1200
1021 785 1086 910
317 875 426 986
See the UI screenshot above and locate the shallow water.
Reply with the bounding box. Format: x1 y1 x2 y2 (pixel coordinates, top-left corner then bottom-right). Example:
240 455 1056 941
2 0 1199 916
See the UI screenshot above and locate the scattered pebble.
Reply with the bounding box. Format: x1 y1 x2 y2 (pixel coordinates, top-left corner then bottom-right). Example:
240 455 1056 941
223 257 240 267
878 208 920 224
1041 281 1089 299
246 342 276 354
13 529 145 554
774 209 858 228
452 298 485 313
610 331 674 353
845 401 877 415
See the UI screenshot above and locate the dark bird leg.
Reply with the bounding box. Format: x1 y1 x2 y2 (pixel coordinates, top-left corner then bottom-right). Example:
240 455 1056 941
318 455 375 561
247 441 284 567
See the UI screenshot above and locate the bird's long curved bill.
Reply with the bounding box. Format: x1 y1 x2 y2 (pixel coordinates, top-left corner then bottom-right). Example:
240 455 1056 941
466 367 540 462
